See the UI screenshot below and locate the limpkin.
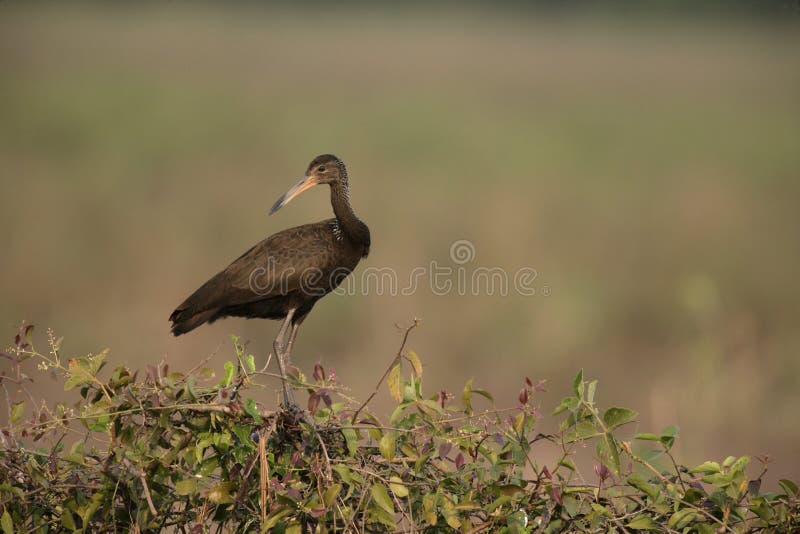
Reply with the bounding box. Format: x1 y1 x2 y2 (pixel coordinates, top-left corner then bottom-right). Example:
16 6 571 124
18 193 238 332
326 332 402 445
169 155 370 407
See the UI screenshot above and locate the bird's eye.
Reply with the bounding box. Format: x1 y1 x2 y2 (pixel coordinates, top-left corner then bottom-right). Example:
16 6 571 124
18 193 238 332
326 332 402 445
318 166 326 172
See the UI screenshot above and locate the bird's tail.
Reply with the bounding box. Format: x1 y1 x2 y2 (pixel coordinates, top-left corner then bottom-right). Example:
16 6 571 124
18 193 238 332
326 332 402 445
169 307 217 336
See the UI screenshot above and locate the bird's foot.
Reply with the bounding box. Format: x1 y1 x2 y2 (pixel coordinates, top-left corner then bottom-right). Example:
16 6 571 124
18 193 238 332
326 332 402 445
281 382 296 407
280 397 316 431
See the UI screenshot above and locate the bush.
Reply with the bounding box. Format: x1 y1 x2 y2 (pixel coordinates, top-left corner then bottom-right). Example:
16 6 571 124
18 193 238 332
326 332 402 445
1 322 798 533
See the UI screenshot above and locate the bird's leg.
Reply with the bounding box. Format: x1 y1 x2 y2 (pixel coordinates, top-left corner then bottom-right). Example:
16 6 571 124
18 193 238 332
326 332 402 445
282 316 324 437
284 314 306 362
273 308 297 408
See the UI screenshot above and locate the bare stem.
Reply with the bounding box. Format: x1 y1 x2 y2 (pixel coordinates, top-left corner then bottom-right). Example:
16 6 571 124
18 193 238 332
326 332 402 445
351 319 419 424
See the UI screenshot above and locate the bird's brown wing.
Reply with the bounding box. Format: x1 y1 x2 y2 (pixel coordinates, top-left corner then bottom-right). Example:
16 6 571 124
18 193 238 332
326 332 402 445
169 221 336 335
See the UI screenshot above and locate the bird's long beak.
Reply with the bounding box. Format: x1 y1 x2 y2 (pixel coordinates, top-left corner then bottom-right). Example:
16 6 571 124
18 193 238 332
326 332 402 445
269 176 320 215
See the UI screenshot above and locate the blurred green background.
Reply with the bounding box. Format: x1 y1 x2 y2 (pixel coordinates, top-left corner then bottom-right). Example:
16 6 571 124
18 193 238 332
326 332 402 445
2 4 799 483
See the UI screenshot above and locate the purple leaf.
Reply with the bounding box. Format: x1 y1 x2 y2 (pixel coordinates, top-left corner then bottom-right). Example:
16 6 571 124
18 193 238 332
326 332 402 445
550 485 562 505
307 393 320 415
313 363 325 382
438 389 448 409
455 452 465 470
594 463 610 481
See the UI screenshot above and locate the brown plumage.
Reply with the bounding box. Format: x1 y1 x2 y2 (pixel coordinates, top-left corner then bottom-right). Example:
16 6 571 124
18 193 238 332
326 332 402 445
169 154 370 406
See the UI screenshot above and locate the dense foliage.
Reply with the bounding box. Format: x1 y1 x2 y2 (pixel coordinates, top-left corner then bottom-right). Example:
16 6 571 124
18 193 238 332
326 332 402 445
1 323 798 533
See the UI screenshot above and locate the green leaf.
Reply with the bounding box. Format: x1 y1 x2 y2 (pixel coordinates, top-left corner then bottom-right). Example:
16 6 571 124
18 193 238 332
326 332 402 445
1 510 12 534
730 455 750 474
61 508 76 530
244 398 262 423
512 412 526 434
660 425 679 450
389 403 408 425
627 475 659 501
779 479 799 497
341 428 358 456
407 350 423 376
564 420 599 442
387 362 402 402
422 492 438 525
591 503 612 517
418 399 445 417
402 379 417 402
205 482 234 504
175 478 198 496
441 496 461 529
462 378 473 414
586 379 597 404
602 407 638 430
245 354 256 373
690 461 721 474
668 509 697 529
627 515 659 530
64 353 107 391
661 424 679 437
601 433 621 476
221 361 235 387
487 495 511 513
333 464 353 485
323 484 342 506
573 369 584 398
370 508 397 531
472 388 494 403
262 507 293 530
493 484 524 497
184 375 197 400
634 433 661 441
389 476 409 498
552 396 579 415
639 448 664 464
232 424 254 448
9 402 24 424
558 458 576 471
562 495 579 517
371 483 395 514
379 432 396 462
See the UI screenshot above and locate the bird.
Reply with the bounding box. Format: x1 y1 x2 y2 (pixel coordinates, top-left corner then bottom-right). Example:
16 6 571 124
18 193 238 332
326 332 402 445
169 154 370 407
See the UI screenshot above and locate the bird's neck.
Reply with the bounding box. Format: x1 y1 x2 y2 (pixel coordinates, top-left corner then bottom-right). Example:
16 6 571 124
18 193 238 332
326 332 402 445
330 182 369 245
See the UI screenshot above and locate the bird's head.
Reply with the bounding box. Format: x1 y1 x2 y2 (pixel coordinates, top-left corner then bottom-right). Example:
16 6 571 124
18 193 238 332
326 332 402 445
269 154 348 215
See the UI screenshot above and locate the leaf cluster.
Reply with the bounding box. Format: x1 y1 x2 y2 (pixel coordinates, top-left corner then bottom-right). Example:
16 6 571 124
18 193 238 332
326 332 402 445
0 324 798 533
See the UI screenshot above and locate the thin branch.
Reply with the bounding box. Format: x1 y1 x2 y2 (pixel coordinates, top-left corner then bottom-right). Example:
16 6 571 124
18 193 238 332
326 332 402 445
259 429 269 527
139 471 158 518
620 441 737 534
351 319 419 424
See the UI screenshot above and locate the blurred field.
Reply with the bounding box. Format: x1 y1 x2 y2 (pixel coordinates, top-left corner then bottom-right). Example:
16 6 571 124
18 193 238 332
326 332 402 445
1 5 799 483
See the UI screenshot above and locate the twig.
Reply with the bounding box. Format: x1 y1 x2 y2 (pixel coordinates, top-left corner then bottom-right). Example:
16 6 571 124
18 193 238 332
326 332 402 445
351 319 419 423
621 441 737 533
181 349 218 383
233 450 261 511
140 471 158 518
666 449 687 494
312 425 334 482
259 429 269 526
465 521 494 534
259 352 273 374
